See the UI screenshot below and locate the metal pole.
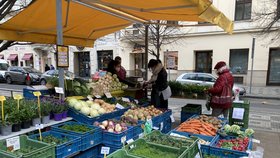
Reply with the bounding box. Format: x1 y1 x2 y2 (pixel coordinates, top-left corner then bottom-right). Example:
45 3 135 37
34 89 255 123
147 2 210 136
145 25 149 80
56 0 65 99
249 38 255 94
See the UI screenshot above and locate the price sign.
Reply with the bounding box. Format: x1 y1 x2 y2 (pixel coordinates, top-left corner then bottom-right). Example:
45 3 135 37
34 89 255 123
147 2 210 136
55 87 64 94
6 136 20 151
232 108 245 120
116 103 124 109
104 93 112 98
94 95 102 99
13 94 23 100
252 139 260 144
35 124 44 141
0 96 6 101
87 95 93 101
126 139 134 144
101 147 110 154
33 91 42 97
0 96 6 123
33 92 41 118
134 99 139 104
122 97 130 102
170 114 175 123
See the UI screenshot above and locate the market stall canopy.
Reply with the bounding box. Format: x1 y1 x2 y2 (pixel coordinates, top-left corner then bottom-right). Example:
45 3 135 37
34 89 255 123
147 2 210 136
0 0 233 47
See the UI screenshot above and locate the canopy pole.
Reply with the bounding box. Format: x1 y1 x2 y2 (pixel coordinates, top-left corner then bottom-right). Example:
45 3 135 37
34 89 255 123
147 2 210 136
56 0 65 99
145 25 149 98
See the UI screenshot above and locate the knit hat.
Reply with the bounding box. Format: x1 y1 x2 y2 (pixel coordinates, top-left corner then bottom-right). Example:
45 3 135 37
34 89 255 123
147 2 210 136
214 61 226 70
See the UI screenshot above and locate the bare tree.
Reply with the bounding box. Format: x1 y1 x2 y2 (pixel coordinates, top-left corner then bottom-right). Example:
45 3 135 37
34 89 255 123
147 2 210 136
0 0 34 52
121 20 187 59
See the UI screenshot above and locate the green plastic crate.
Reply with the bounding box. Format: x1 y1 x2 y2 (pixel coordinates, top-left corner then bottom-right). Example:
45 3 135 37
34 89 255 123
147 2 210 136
108 149 136 158
0 135 55 158
229 101 250 128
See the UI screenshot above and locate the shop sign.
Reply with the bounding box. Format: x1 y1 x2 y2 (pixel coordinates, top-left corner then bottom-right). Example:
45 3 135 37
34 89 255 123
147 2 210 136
57 45 69 67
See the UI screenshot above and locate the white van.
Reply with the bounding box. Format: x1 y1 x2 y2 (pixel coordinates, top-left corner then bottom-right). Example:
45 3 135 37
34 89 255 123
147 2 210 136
0 59 9 82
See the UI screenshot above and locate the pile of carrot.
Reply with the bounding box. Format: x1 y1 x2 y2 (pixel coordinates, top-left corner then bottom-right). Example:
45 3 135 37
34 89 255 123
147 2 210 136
177 119 217 136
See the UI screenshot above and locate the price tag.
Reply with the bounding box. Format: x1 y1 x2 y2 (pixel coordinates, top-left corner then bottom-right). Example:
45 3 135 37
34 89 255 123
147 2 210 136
116 103 124 109
6 136 20 151
170 114 175 123
122 97 130 102
94 95 102 99
121 136 126 144
126 139 134 144
35 124 44 130
139 133 144 138
105 93 112 98
101 147 110 154
87 95 93 101
90 140 94 145
13 94 23 100
152 127 159 130
68 149 72 152
33 91 42 96
160 122 164 131
0 96 6 101
252 139 260 144
0 96 6 123
55 87 64 94
134 99 139 104
232 108 245 120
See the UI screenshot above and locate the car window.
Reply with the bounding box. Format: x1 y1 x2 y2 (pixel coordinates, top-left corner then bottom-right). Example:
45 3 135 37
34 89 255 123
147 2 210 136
182 74 197 80
23 67 40 73
9 67 18 72
0 63 9 71
197 74 215 82
47 70 56 75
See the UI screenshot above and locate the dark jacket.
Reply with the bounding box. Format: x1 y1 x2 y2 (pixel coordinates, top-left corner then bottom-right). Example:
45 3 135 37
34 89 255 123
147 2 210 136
152 68 168 92
208 69 234 109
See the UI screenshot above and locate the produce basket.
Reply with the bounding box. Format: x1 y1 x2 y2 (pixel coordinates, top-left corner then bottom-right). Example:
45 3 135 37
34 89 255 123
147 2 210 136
152 109 172 128
107 149 135 158
99 145 122 158
74 145 99 158
29 131 81 158
229 101 250 129
0 135 55 158
102 126 134 148
209 135 253 158
51 121 102 151
181 104 202 123
124 139 190 158
68 107 126 125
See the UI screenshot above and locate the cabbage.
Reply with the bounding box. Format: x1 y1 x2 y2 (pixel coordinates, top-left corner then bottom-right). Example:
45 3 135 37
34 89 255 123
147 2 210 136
91 103 101 110
90 109 99 117
74 102 83 110
81 106 91 115
224 124 231 133
245 128 254 136
230 125 241 133
98 108 106 114
86 100 93 106
80 101 88 108
68 98 78 107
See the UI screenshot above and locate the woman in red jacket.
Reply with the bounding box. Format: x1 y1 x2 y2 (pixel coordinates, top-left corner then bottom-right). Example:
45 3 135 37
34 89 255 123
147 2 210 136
208 61 234 118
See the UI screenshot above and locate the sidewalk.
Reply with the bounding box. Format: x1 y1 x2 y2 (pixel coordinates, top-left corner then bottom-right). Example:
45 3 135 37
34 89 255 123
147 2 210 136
243 86 280 100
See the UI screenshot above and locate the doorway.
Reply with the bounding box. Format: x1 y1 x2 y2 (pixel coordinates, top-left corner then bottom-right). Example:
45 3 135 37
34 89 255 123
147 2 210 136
195 51 213 73
97 50 113 71
267 48 280 85
78 51 90 77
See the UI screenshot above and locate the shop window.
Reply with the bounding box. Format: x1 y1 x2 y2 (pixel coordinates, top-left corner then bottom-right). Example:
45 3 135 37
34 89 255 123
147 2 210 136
267 48 280 85
164 51 178 70
235 0 252 21
195 51 212 73
229 49 249 74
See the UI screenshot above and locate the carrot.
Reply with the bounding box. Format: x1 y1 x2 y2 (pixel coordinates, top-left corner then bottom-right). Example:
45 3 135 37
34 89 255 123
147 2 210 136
201 124 216 136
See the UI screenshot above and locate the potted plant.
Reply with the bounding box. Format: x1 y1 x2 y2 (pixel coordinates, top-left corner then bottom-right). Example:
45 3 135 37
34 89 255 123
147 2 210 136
0 114 13 136
20 103 34 129
31 104 41 126
10 110 22 132
41 100 52 124
52 105 64 121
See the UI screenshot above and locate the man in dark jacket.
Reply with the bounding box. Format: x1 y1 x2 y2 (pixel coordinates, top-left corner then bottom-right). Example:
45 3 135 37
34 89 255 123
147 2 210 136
208 61 234 118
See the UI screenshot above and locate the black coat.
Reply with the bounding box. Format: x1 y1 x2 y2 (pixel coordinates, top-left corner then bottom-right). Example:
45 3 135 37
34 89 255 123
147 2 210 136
152 68 168 92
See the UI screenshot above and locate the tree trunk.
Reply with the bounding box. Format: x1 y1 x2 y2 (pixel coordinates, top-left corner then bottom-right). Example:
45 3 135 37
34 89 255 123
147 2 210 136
156 21 160 60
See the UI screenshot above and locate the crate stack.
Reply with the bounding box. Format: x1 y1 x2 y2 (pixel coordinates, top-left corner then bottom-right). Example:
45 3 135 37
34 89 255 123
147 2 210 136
180 104 202 123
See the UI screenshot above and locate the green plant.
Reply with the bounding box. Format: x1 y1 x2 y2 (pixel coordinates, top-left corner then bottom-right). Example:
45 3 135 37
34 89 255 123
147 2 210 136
52 105 64 114
168 81 183 96
0 114 12 126
8 110 21 124
41 101 52 116
46 77 59 87
20 101 35 121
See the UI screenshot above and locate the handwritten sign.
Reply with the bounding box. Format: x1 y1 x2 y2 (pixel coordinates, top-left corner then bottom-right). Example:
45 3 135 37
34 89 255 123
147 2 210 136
101 147 110 154
94 95 102 99
33 92 41 118
116 103 124 109
57 45 69 67
0 96 6 123
55 87 64 94
35 124 44 141
104 93 112 98
232 108 245 120
87 95 93 101
6 136 20 151
122 97 130 102
13 94 23 100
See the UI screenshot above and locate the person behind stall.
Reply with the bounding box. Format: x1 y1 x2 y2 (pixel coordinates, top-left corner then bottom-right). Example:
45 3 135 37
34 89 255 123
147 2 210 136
207 61 234 118
107 60 135 87
45 64 50 72
144 59 171 109
115 56 127 80
50 65 55 70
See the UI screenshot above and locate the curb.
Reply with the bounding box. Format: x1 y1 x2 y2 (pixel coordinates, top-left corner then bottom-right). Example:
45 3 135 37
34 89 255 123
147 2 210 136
241 95 280 100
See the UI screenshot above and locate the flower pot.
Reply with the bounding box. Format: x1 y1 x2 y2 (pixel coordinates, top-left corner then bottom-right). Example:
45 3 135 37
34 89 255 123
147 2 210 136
50 112 54 119
32 118 41 126
53 113 63 121
12 123 21 132
1 125 12 136
41 115 50 124
62 111 67 119
21 120 31 129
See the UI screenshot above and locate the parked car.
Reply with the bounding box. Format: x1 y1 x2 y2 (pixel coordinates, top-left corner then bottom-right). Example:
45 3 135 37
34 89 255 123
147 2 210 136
0 59 9 82
176 73 246 95
5 66 42 85
40 70 75 85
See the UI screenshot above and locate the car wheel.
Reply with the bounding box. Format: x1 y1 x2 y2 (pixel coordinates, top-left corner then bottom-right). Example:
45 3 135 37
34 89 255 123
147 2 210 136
6 76 12 84
25 79 32 86
40 79 47 85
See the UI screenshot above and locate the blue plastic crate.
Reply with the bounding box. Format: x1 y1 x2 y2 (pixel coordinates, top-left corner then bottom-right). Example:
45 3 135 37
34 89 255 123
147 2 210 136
98 145 121 158
29 131 81 158
74 145 99 158
209 135 253 158
162 118 172 134
23 88 50 99
180 111 196 123
102 126 134 148
68 108 126 125
51 121 102 151
152 109 172 126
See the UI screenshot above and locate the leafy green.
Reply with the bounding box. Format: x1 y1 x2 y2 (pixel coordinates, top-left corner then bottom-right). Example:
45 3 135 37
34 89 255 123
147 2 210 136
39 135 69 145
60 124 92 133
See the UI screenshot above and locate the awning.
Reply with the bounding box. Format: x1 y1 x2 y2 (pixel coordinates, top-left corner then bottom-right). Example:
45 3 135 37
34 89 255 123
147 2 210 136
7 54 18 61
22 53 33 60
0 54 4 59
0 0 233 47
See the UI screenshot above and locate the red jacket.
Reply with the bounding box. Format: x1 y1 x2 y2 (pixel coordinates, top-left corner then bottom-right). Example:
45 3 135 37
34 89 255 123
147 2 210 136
117 66 127 80
208 69 234 109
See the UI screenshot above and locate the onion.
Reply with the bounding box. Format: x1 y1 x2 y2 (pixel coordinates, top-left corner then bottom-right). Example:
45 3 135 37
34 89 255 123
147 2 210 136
102 120 108 127
99 125 106 130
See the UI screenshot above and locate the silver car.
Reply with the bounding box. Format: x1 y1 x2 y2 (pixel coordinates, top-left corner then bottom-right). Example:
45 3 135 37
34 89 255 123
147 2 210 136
5 66 42 85
40 70 75 85
176 73 246 95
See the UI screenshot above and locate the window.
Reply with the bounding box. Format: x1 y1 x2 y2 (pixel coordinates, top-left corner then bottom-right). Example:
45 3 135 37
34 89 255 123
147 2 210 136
133 23 142 28
195 51 213 73
229 49 249 74
47 70 56 75
183 74 197 80
164 51 178 70
267 48 280 85
197 74 216 82
235 0 252 21
0 63 9 71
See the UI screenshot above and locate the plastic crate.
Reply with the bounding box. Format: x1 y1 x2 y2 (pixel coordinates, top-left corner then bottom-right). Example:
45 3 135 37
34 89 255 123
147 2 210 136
29 131 81 158
102 126 134 148
74 145 99 158
162 118 172 134
182 104 202 113
0 135 55 158
23 88 50 99
209 135 253 158
99 145 121 158
107 149 134 158
181 112 196 123
229 101 250 129
51 121 102 151
152 109 172 127
68 108 126 125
